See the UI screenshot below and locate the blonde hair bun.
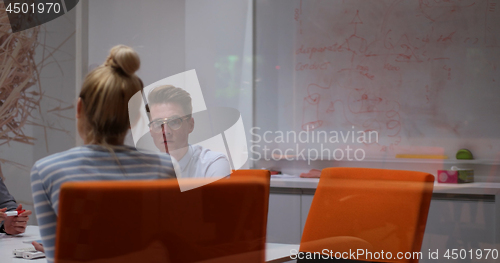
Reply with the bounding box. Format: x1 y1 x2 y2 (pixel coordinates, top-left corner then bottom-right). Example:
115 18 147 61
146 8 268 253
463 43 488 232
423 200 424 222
80 45 143 145
104 45 140 76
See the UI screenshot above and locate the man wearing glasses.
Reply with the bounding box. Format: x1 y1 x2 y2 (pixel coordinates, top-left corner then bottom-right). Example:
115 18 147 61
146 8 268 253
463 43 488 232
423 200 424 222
147 85 231 178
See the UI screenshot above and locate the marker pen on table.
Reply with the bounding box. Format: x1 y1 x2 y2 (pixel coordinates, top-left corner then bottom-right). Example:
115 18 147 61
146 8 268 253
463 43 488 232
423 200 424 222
5 210 26 216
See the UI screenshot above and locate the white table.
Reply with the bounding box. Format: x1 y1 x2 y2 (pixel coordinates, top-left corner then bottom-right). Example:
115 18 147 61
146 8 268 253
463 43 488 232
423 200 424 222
266 243 299 263
0 226 46 263
0 226 298 263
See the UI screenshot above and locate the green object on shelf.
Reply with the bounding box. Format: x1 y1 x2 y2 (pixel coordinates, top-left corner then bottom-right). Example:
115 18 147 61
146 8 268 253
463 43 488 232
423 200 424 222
456 149 474 160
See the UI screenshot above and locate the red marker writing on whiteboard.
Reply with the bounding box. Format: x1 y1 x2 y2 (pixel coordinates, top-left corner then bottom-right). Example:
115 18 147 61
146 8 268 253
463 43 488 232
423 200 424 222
5 210 25 216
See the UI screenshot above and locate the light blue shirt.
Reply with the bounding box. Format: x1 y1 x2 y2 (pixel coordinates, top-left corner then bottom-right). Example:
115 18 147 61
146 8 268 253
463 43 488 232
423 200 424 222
174 144 231 179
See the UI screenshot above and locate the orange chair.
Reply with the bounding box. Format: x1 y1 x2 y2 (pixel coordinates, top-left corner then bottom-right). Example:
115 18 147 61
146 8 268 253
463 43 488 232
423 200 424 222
231 169 271 187
299 168 434 262
231 169 271 219
55 177 268 263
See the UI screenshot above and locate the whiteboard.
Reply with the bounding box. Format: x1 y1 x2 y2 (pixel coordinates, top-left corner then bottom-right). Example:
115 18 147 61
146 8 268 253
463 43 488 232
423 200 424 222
254 0 500 160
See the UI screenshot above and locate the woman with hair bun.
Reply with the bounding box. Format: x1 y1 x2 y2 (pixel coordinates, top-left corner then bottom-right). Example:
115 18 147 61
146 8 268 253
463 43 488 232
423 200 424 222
30 45 175 263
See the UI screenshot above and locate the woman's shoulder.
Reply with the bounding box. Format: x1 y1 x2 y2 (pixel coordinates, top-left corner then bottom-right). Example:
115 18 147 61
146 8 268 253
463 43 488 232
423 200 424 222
33 146 93 168
116 145 173 161
32 145 173 173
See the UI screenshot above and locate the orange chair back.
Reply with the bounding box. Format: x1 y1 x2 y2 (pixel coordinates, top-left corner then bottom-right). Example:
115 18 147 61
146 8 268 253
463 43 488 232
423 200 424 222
300 168 434 263
231 169 271 221
55 178 268 263
231 169 271 186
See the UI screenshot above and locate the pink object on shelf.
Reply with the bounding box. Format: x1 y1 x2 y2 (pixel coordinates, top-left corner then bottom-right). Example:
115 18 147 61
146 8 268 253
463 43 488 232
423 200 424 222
437 169 474 184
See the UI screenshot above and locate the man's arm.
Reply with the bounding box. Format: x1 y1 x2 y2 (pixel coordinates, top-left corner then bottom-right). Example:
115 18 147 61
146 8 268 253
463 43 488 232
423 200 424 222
0 176 18 233
2 204 31 234
205 155 231 178
0 177 18 211
0 177 32 235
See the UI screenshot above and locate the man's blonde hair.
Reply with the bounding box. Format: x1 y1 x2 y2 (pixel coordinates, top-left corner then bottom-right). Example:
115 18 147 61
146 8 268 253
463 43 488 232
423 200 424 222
148 85 193 116
79 45 142 144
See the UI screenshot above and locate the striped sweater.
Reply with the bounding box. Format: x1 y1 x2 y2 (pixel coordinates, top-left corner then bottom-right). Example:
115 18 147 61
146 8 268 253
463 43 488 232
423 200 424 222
30 145 175 263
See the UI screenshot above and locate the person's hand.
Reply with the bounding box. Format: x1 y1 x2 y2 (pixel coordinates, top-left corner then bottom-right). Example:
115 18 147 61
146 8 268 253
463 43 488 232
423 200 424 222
4 204 32 235
0 207 7 222
32 241 45 253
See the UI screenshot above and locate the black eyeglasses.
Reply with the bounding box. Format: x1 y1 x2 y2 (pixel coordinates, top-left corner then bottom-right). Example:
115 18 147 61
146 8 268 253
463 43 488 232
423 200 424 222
148 116 191 132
